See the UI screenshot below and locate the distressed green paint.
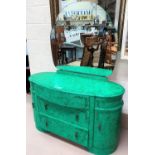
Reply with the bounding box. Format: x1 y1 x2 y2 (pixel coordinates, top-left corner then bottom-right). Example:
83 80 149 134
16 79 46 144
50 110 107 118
29 66 125 155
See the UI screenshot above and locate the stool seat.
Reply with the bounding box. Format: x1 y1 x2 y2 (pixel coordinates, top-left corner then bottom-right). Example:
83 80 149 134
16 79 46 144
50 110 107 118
61 45 76 49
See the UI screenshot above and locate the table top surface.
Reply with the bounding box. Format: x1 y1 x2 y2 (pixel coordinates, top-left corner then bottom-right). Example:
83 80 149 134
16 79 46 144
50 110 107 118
29 66 125 98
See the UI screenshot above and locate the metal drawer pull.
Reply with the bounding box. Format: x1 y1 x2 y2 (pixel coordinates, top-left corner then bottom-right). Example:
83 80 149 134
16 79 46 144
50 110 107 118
75 114 79 122
44 103 48 110
98 123 102 131
45 121 48 127
75 132 78 139
32 102 35 109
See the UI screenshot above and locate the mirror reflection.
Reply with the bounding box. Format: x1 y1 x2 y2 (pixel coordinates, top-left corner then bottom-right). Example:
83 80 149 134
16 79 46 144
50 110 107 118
51 1 118 70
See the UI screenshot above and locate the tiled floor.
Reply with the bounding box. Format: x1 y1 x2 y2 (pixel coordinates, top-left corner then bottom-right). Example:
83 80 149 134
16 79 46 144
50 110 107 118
26 94 128 155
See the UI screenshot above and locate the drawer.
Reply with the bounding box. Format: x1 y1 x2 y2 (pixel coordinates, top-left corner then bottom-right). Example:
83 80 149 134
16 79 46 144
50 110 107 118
37 97 89 129
36 85 89 109
95 96 123 109
40 114 88 147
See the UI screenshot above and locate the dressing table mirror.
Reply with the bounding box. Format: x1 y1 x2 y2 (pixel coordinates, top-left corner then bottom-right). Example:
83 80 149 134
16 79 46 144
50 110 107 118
50 0 121 70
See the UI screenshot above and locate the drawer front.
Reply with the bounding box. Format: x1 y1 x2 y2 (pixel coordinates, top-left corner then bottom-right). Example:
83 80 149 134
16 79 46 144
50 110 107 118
37 97 89 128
36 85 89 109
95 96 123 109
40 114 88 147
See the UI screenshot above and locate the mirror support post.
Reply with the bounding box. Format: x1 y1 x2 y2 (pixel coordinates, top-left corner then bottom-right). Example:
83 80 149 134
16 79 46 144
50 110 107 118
49 0 59 27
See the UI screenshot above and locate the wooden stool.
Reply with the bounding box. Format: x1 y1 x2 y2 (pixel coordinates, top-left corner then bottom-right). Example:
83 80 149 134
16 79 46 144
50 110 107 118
61 45 76 64
81 36 102 67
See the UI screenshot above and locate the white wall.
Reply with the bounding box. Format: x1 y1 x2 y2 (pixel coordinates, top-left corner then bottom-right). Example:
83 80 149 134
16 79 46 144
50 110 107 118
26 0 56 74
109 59 128 114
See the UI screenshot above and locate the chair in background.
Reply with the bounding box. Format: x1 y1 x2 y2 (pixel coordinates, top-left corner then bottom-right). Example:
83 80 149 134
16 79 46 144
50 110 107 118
98 33 118 70
55 26 66 64
104 33 118 69
80 36 102 67
98 36 107 68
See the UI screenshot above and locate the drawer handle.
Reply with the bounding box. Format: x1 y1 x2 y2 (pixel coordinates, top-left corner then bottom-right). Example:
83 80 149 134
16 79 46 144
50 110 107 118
44 103 48 110
75 114 79 122
32 102 35 109
75 132 78 139
45 121 48 127
98 123 102 131
74 96 83 99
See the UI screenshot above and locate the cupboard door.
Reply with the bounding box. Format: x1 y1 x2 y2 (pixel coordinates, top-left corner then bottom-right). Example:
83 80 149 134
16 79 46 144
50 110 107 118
93 106 122 149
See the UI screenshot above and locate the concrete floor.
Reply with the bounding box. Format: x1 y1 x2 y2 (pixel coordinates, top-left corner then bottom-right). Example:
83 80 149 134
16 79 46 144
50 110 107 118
26 94 128 155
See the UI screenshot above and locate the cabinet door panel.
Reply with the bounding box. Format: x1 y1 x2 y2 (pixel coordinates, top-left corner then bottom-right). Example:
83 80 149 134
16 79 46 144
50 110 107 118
93 107 122 149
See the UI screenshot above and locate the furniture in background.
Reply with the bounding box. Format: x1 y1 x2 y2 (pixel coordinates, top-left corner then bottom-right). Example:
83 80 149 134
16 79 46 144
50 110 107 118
97 32 118 70
51 25 117 69
98 36 107 68
60 45 76 64
104 33 118 69
51 26 77 65
80 36 102 67
80 29 118 70
55 26 66 65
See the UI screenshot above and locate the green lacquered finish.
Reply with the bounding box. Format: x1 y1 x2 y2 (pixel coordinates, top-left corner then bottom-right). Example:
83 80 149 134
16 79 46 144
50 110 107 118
29 66 125 155
57 66 112 77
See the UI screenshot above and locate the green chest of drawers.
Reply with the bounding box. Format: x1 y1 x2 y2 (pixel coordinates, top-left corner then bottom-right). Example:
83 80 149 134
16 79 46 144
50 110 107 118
29 66 125 155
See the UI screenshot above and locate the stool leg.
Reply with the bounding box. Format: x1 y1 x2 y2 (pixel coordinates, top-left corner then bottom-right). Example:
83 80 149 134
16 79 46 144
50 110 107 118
65 51 68 64
64 51 66 64
74 49 76 61
65 53 67 64
62 49 64 64
72 50 73 62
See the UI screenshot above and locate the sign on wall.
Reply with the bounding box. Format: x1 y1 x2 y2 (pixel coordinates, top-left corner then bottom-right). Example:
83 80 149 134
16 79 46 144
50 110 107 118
60 0 77 11
57 1 107 24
